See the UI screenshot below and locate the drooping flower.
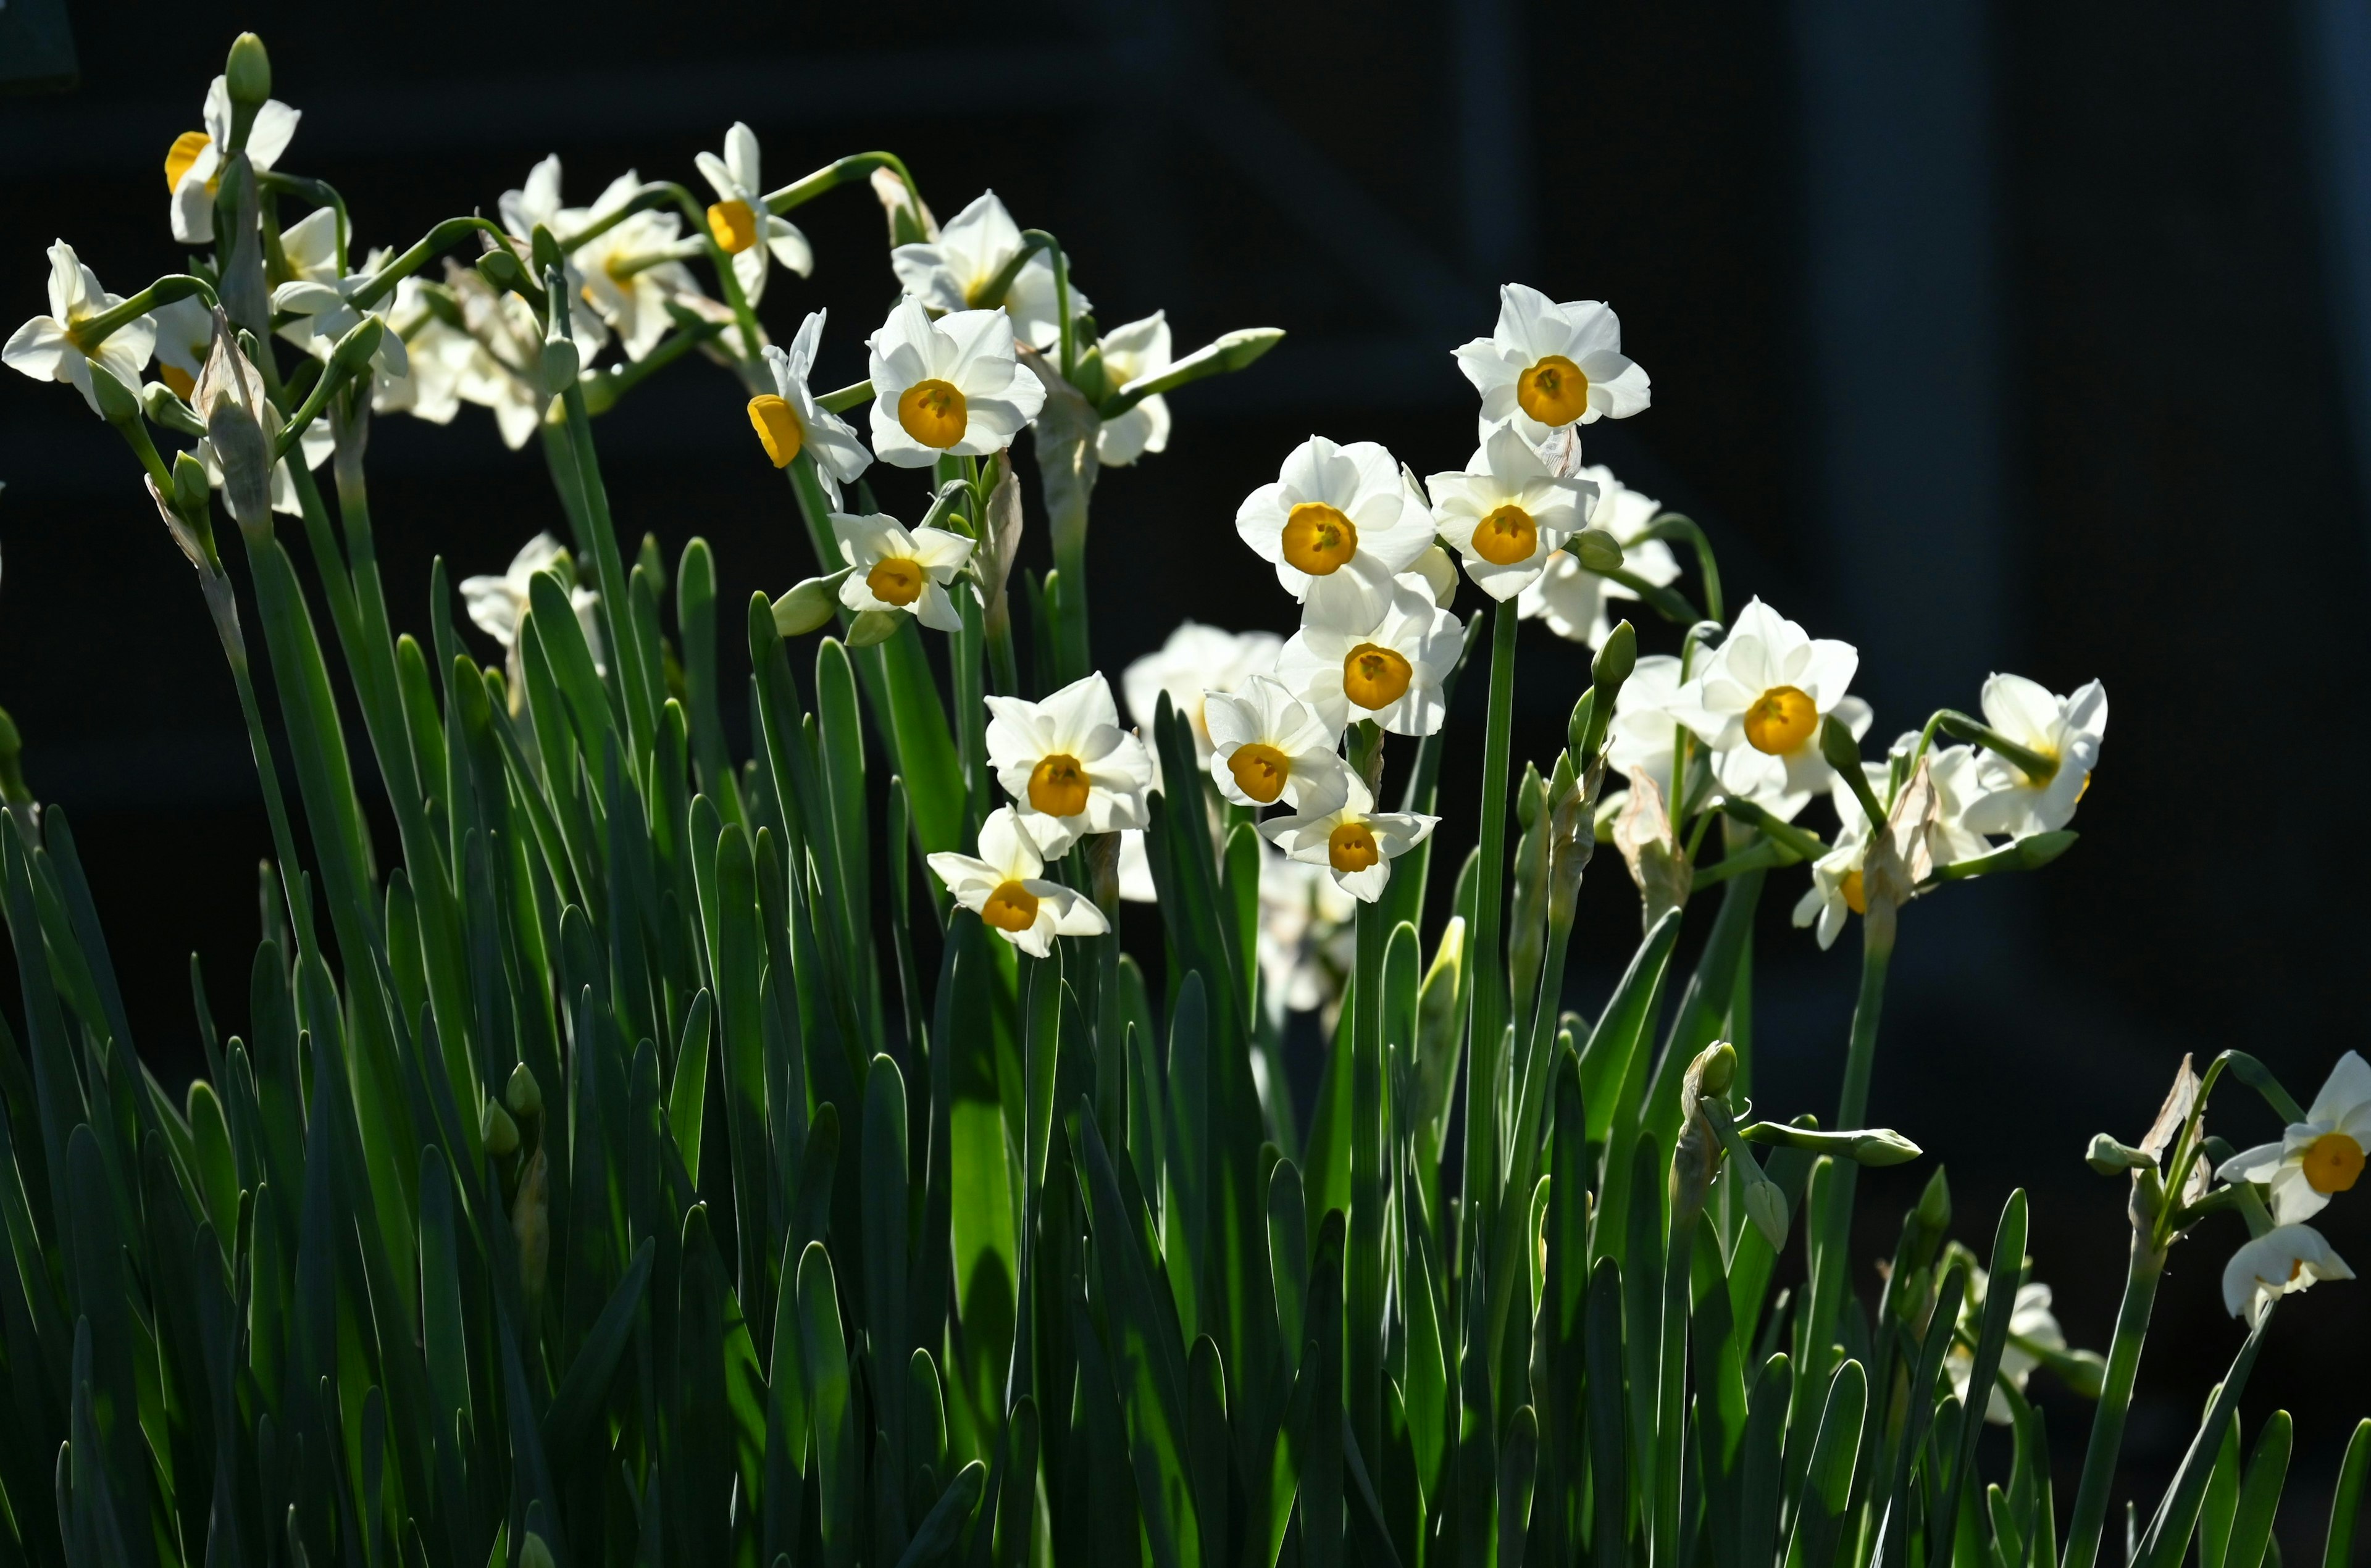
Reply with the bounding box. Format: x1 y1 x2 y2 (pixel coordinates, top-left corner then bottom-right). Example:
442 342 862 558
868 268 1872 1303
1121 622 1284 754
1959 675 2108 838
2221 1224 2354 1326
1237 436 1435 633
749 311 871 486
1205 676 1352 815
695 124 814 307
926 807 1110 957
1094 312 1171 467
1276 575 1463 740
1517 464 1682 647
984 673 1156 854
165 75 301 245
1454 282 1650 444
866 299 1048 467
1946 1267 2069 1424
272 267 409 380
1670 598 1870 820
4 241 156 415
890 190 1089 354
1260 774 1438 904
1427 423 1597 600
373 277 474 425
571 172 703 362
831 512 972 632
459 533 606 698
442 262 556 449
1792 825 1870 952
2217 1052 2371 1226
1920 743 1996 865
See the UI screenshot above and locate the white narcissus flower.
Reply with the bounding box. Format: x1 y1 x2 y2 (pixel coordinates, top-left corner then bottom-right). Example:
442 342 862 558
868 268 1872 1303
272 269 409 380
495 156 614 352
1518 464 1683 648
1605 653 1687 805
1237 436 1436 633
150 293 214 402
1792 825 1870 952
1946 1269 2068 1424
4 241 156 415
866 299 1047 467
460 533 606 699
695 123 814 307
1260 775 1438 904
926 807 1109 957
277 207 345 287
890 190 1089 354
1122 622 1284 755
749 312 871 486
2217 1052 2371 1227
1277 576 1464 740
1204 677 1352 815
571 172 702 362
165 75 301 245
832 513 972 633
2222 1224 2354 1326
1455 282 1650 444
1094 312 1171 467
1670 598 1870 820
374 277 472 425
1959 675 2108 838
985 673 1157 855
1921 743 1996 865
1257 848 1358 1027
1426 423 1598 600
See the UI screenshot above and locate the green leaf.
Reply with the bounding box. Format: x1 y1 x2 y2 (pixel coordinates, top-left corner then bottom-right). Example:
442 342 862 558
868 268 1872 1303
667 989 714 1185
1581 907 1682 1262
2326 1420 2370 1568
1736 1353 1792 1568
542 1236 654 1466
2202 1412 2244 1568
799 1240 859 1568
1938 1191 2029 1538
895 1459 986 1568
1784 1357 1867 1568
2222 1412 2293 1568
1497 1403 1537 1568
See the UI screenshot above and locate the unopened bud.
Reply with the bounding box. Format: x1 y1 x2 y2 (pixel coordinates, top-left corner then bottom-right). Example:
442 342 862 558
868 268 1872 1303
1515 760 1546 830
540 333 580 393
1591 619 1637 691
171 450 211 519
88 362 140 427
1848 1128 1923 1167
518 1538 555 1568
505 1062 542 1120
1697 1040 1737 1097
772 569 851 636
1915 1165 1952 1232
1819 712 1864 777
225 34 272 106
481 1100 519 1157
1573 527 1625 575
2086 1132 2154 1175
329 315 385 378
847 609 901 648
1744 1174 1789 1249
1212 326 1285 373
144 381 207 438
1566 689 1596 756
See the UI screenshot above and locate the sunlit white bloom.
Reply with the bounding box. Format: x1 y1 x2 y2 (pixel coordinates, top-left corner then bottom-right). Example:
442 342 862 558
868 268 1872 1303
695 123 813 307
1426 423 1597 600
1117 829 1159 903
2217 1052 2371 1227
926 807 1108 957
890 190 1089 354
1257 848 1358 1026
442 263 554 449
149 293 214 402
1121 622 1284 754
4 241 155 415
271 271 409 380
1205 677 1352 815
985 673 1156 855
1947 1268 2068 1424
1517 465 1682 646
1921 744 1994 864
867 299 1047 467
749 312 871 485
1261 775 1437 904
494 156 614 351
1237 436 1435 632
831 513 972 633
165 76 300 245
374 277 472 425
1959 675 2107 838
1454 282 1650 444
2222 1224 2354 1326
1277 576 1463 740
1670 598 1870 820
459 533 606 698
1094 312 1171 467
569 173 701 361
1605 654 1687 805
1791 825 1869 951
276 207 345 287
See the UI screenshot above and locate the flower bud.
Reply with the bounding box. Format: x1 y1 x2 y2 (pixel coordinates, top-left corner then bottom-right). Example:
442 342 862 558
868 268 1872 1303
1818 712 1864 777
506 1062 542 1120
1592 618 1636 693
2085 1132 2154 1175
329 315 385 380
481 1100 519 1156
511 1145 549 1303
541 332 580 393
1744 1174 1789 1249
1915 1164 1952 1232
170 450 211 520
847 609 901 648
1697 1040 1737 1097
1572 527 1624 575
144 382 207 438
225 34 272 106
88 362 140 428
1566 688 1596 757
1847 1128 1923 1166
772 569 851 636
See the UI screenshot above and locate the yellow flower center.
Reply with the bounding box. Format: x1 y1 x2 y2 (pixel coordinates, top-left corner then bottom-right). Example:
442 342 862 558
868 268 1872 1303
1841 869 1866 915
1516 354 1590 425
1343 643 1413 711
164 130 211 192
746 394 804 468
159 364 197 401
2288 1258 2308 1283
1227 743 1291 804
866 557 925 607
2303 1132 2364 1195
898 379 969 449
706 199 760 255
982 879 1039 933
1743 685 1819 756
1328 821 1382 875
1281 502 1359 576
1028 754 1091 817
1473 503 1537 565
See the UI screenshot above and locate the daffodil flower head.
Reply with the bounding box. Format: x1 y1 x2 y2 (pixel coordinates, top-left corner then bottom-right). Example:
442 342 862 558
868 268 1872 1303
460 533 605 707
165 74 300 245
750 311 871 484
1518 464 1683 646
1426 423 1598 600
277 207 345 287
1959 673 2107 838
984 672 1157 855
1669 597 1869 821
1605 653 1687 805
2221 1223 2354 1326
1121 621 1285 756
149 294 214 403
926 807 1110 957
695 124 814 306
1237 436 1435 632
866 298 1048 468
2217 1051 2371 1226
271 270 410 381
1094 311 1172 467
1792 824 1870 951
832 512 973 633
441 262 559 449
4 241 156 417
1260 774 1437 904
1204 675 1352 815
1277 574 1464 741
571 172 705 362
1945 1266 2067 1424
1455 281 1651 444
493 156 617 354
890 190 1090 354
1917 743 1996 865
373 276 474 427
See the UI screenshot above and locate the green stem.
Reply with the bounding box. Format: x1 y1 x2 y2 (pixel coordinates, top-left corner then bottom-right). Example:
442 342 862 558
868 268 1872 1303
556 379 657 758
1460 603 1520 1255
761 151 917 216
2060 1243 2164 1568
348 216 517 312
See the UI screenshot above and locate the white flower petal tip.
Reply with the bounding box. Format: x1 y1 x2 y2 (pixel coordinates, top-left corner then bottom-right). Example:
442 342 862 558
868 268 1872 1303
1455 282 1652 444
984 673 1156 856
1257 775 1437 904
1236 435 1434 630
2222 1224 2354 1326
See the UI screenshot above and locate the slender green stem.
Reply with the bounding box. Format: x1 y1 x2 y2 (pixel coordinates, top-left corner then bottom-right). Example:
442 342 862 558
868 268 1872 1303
1460 603 1520 1252
348 216 517 312
73 275 219 351
2060 1245 2165 1568
761 151 916 216
818 380 873 414
1934 709 2059 787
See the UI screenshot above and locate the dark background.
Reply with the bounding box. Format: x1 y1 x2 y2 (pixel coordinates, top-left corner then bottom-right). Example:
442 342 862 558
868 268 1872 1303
6 0 2370 1548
